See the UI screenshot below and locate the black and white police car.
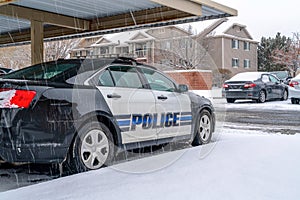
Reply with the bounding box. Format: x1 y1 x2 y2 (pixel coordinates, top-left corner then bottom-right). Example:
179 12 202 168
0 57 215 172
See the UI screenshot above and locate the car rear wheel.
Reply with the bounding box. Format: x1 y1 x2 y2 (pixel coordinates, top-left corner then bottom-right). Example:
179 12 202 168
226 98 235 103
67 121 115 173
192 110 213 146
281 90 288 101
257 90 266 103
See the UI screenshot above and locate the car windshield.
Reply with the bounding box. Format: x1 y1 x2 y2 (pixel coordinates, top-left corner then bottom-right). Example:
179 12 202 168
271 71 289 80
1 62 79 80
229 72 264 82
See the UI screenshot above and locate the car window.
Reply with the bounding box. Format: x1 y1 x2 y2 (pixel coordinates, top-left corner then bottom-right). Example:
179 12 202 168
141 68 176 92
269 75 279 83
261 75 270 83
98 69 114 87
2 63 78 80
109 66 143 88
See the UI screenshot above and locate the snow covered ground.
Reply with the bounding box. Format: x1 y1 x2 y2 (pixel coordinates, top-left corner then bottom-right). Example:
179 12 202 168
1 98 300 199
1 126 300 200
215 98 300 111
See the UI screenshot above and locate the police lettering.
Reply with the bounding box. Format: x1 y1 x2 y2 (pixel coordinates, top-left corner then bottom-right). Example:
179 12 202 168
130 112 180 130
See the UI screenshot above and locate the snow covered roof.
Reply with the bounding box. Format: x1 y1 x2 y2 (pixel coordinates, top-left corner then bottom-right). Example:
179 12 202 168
91 30 155 47
229 72 266 82
190 18 256 41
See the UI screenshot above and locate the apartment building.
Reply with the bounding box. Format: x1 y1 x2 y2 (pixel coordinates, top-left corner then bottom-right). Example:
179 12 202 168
197 19 258 75
70 20 258 75
70 26 191 69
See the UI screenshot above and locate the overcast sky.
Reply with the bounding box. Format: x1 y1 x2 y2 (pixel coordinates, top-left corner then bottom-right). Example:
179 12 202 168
210 0 300 41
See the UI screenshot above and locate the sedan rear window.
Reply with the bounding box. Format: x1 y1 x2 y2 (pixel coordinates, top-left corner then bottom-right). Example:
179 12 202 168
2 62 78 80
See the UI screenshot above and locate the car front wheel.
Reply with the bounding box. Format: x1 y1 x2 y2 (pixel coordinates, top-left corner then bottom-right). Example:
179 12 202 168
68 121 115 173
192 110 213 146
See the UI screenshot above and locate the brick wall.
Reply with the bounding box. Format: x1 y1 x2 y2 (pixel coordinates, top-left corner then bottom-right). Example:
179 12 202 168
165 70 212 90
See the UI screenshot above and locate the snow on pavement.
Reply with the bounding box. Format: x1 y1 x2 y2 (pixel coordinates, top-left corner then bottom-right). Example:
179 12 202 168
1 128 300 200
213 98 300 111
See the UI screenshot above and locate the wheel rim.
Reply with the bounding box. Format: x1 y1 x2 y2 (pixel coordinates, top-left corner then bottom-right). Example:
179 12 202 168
80 129 109 170
199 115 211 142
260 91 266 102
283 91 288 100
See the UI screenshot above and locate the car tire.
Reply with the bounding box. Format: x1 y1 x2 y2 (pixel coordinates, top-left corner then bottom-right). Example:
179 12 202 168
226 98 235 103
291 98 296 104
281 89 288 101
67 121 115 173
192 110 213 146
257 90 266 103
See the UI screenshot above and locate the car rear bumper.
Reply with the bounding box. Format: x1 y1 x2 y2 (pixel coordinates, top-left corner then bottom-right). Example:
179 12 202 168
0 143 68 164
289 87 300 98
222 90 259 99
0 127 69 164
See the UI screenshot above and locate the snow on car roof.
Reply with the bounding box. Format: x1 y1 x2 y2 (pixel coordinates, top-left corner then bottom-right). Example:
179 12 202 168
229 72 266 82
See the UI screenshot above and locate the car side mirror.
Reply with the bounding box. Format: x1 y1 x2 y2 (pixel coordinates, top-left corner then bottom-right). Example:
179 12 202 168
178 84 189 93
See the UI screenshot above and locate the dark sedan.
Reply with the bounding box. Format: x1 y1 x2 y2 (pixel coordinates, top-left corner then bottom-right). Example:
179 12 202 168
222 72 289 103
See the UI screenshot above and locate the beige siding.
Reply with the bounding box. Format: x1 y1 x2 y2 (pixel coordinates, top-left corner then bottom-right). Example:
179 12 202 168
206 37 223 69
223 37 257 75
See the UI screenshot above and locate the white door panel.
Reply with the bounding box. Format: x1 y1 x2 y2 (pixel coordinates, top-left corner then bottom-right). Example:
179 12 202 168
98 87 156 144
153 90 192 139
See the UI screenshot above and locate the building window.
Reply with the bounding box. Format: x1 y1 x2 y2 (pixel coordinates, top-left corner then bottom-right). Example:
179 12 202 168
244 41 250 51
232 58 239 67
244 59 250 68
76 51 81 57
162 41 171 50
232 39 239 49
100 47 109 55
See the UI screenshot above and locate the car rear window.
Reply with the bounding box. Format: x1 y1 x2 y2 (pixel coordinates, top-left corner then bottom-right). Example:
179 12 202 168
2 62 79 81
229 72 264 82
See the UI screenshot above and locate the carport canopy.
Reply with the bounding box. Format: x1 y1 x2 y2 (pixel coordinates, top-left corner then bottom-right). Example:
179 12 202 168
0 0 237 65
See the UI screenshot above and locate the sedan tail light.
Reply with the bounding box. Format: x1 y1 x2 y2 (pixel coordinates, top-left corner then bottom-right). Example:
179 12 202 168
289 81 299 87
244 83 257 88
223 83 229 88
0 89 36 108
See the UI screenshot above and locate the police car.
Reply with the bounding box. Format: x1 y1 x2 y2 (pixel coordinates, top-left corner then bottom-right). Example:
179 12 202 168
0 57 215 172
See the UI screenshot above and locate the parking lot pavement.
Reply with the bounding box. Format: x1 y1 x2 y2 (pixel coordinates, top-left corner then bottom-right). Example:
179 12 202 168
213 98 300 134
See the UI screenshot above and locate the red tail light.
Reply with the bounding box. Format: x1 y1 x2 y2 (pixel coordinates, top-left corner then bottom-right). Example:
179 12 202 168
0 89 36 108
244 83 256 88
223 84 229 88
289 81 299 87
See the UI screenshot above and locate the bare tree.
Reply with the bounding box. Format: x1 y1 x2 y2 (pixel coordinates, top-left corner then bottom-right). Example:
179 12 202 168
157 36 211 70
0 38 80 70
0 45 31 70
44 38 80 61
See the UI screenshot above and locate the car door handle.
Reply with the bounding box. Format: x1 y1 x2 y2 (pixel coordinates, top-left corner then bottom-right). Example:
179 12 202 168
157 95 168 100
107 93 121 99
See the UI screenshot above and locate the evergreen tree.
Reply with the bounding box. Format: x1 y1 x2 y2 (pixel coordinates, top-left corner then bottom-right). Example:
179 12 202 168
258 33 292 72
